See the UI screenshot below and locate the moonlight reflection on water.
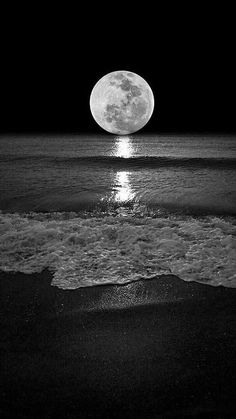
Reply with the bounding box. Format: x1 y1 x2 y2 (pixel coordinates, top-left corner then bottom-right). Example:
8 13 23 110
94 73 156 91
113 137 135 203
115 171 134 203
114 136 133 158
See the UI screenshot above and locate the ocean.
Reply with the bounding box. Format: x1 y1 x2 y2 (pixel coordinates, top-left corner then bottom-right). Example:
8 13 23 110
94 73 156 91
0 134 235 289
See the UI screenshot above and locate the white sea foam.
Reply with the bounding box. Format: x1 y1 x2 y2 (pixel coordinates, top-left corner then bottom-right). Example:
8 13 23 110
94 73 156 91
0 211 235 289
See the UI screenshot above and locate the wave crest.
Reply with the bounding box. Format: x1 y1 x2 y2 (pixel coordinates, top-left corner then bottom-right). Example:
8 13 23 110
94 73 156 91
1 155 236 169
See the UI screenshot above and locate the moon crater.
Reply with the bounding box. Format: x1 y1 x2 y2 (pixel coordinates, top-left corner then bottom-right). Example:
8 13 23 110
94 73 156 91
90 70 154 135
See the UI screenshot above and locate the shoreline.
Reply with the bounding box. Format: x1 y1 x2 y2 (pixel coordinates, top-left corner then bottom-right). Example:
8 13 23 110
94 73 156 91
1 269 235 314
0 271 236 418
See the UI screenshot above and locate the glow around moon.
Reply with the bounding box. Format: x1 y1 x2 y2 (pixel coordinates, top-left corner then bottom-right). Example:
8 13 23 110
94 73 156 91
90 70 154 135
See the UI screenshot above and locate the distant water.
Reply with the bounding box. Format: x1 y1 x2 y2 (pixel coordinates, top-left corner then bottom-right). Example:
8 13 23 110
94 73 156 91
0 134 235 289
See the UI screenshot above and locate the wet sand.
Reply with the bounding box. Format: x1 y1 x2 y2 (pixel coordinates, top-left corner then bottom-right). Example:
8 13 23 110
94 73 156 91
0 271 236 418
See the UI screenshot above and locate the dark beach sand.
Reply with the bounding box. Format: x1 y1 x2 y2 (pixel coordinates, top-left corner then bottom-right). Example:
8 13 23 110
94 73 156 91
0 271 236 418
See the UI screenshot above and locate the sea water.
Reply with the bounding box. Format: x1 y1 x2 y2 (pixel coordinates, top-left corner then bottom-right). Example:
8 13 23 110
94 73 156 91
0 134 235 289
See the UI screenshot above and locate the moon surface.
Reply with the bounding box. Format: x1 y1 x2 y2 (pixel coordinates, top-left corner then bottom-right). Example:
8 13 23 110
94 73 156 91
90 70 154 135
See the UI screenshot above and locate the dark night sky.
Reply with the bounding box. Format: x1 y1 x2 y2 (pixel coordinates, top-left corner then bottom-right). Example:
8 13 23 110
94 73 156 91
0 6 235 134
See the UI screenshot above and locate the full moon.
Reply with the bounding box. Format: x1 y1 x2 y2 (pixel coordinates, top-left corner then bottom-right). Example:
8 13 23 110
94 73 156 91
90 70 154 135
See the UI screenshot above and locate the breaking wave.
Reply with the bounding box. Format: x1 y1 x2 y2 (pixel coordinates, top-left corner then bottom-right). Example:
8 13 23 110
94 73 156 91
0 211 235 290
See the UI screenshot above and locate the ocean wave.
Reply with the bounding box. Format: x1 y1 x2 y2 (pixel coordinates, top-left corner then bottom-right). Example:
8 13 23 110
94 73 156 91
0 211 235 289
1 155 236 169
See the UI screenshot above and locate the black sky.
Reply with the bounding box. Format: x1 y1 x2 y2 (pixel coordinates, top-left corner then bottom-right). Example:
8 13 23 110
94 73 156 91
1 6 235 134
